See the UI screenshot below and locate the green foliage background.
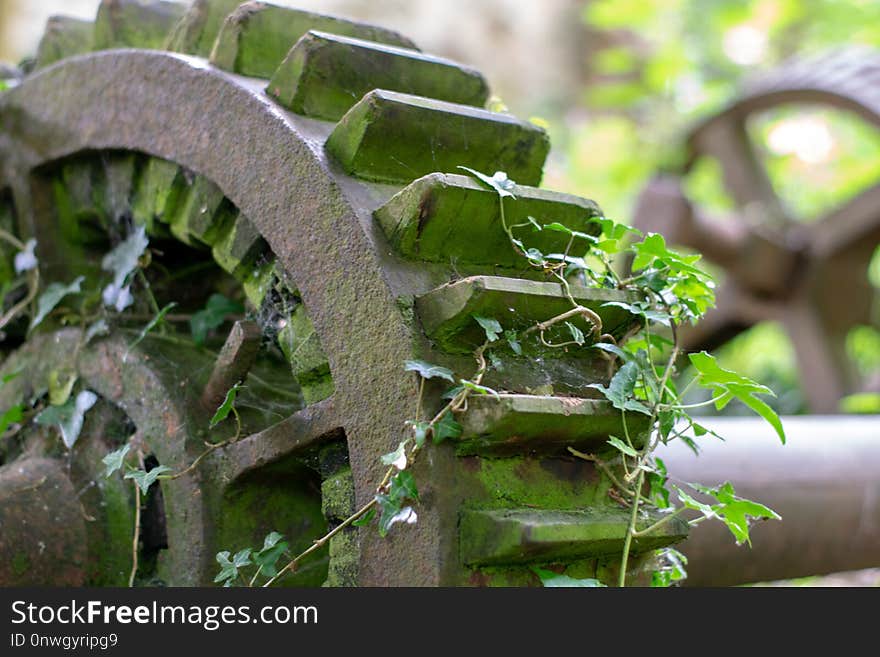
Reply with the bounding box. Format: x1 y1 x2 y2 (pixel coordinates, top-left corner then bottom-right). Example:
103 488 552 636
540 0 880 413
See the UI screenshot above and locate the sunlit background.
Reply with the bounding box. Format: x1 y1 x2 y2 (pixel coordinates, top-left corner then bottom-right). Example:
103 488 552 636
2 0 880 417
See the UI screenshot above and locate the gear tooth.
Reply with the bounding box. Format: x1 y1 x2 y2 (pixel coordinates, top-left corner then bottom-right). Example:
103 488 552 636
267 30 488 121
326 90 550 186
165 0 244 56
277 305 333 405
212 214 268 279
131 158 188 236
209 1 418 78
375 173 601 267
460 509 688 567
34 16 94 70
168 175 232 246
93 0 186 51
415 275 639 354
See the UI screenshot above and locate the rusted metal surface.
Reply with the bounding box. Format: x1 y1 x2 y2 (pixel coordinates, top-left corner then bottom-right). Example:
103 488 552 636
200 319 262 411
633 49 880 413
0 458 87 586
658 415 880 586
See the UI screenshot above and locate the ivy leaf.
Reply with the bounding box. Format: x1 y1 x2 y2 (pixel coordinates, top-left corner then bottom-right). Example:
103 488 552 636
390 470 419 502
587 360 647 413
404 360 455 382
434 412 462 444
380 441 408 470
352 507 376 527
688 351 785 444
129 302 177 350
411 421 430 448
214 551 239 585
253 532 289 578
607 436 638 458
652 547 688 587
647 457 670 509
504 329 522 355
460 379 501 399
691 481 780 546
565 321 585 345
14 239 38 273
473 315 502 342
124 465 173 495
457 166 517 198
35 389 98 448
593 342 629 361
31 276 84 329
0 404 23 435
534 569 606 587
376 494 417 537
210 382 241 428
659 410 675 440
101 226 149 311
602 301 672 326
102 444 131 478
213 548 253 585
190 294 244 345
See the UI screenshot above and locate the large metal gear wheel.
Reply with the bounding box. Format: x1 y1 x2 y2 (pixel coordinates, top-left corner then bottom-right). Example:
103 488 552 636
632 48 880 413
0 1 683 587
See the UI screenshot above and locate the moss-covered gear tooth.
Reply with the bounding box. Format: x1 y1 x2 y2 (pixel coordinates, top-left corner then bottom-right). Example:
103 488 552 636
321 467 355 522
326 90 550 186
52 160 108 245
415 275 639 354
101 152 138 224
130 158 188 234
277 305 333 404
241 258 277 308
34 16 94 69
267 30 489 121
209 2 418 78
212 215 268 278
277 305 330 376
375 173 601 266
168 175 231 246
455 394 649 457
459 508 689 566
93 0 187 51
165 0 243 57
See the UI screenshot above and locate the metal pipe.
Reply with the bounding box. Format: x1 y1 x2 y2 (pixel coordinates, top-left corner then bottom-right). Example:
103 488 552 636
657 415 880 586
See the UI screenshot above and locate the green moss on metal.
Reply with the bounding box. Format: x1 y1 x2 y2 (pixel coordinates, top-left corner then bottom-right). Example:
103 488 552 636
323 528 359 587
11 552 29 577
94 0 186 51
168 175 232 246
268 30 488 121
216 466 329 587
210 2 417 78
35 16 94 69
131 158 188 235
212 215 268 279
459 507 688 566
165 0 244 57
456 394 649 456
464 455 606 511
415 276 639 355
375 173 601 267
326 90 550 186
